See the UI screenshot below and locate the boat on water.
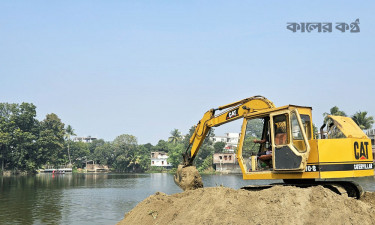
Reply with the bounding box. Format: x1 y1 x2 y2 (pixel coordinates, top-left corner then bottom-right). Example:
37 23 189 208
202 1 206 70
39 168 72 173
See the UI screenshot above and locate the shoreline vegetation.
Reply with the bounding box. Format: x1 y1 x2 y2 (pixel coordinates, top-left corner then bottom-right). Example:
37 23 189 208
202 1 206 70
0 102 223 176
0 166 220 176
0 158 222 176
1 103 373 176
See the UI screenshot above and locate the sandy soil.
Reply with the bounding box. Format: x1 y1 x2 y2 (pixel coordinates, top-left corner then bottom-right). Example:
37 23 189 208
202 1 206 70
361 191 375 206
118 186 375 225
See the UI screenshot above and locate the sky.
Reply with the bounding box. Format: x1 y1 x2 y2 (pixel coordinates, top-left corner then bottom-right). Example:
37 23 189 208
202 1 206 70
1 1 374 144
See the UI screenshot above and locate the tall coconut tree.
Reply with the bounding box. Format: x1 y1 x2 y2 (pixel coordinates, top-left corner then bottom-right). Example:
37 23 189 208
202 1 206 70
352 111 374 130
65 125 76 165
168 129 182 144
323 106 347 124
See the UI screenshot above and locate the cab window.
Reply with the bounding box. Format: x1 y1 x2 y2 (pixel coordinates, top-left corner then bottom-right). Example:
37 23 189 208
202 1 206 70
273 114 288 145
291 112 307 152
300 114 312 139
242 117 267 158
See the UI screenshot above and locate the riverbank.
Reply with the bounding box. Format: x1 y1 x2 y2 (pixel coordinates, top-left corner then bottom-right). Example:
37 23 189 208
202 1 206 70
1 170 31 176
118 186 375 225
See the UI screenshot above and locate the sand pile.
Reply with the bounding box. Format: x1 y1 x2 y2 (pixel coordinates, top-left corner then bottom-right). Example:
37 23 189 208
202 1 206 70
118 186 375 225
174 165 203 191
361 191 375 206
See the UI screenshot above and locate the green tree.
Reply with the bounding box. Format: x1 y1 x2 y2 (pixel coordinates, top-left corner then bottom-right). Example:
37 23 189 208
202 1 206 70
38 113 66 166
167 143 185 167
88 139 106 162
0 103 17 171
69 141 90 167
11 128 38 171
198 154 213 172
214 142 225 153
64 125 76 165
93 142 112 165
112 134 140 172
0 103 40 172
0 122 11 171
153 140 170 153
168 129 182 144
323 106 347 124
137 144 152 171
195 144 214 170
352 111 374 130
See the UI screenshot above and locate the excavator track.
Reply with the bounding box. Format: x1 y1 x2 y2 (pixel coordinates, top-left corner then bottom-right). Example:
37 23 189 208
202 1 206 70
241 180 364 199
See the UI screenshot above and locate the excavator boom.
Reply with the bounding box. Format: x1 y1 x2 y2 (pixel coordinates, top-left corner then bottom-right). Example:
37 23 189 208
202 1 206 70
183 95 275 166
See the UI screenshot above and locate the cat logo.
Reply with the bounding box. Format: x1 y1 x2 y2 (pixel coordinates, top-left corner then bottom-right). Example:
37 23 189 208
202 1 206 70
354 141 369 160
226 108 239 120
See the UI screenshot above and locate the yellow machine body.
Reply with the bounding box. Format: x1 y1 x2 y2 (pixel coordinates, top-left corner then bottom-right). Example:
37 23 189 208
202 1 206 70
237 105 374 180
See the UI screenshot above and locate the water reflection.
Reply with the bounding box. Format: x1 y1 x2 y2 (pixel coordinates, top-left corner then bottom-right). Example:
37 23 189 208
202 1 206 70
0 175 64 225
0 173 374 225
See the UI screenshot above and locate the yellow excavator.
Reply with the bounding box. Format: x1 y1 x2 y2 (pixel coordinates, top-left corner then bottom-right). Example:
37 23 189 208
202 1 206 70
181 95 373 198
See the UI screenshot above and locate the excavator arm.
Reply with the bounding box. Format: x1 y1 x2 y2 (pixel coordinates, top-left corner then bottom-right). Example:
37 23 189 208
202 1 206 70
183 95 275 166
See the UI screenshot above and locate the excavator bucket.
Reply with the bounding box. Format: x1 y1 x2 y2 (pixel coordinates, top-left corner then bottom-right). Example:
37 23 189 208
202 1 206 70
174 165 203 191
182 152 192 167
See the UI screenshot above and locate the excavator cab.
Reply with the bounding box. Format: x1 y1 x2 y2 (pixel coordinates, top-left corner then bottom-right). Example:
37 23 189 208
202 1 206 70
239 106 311 173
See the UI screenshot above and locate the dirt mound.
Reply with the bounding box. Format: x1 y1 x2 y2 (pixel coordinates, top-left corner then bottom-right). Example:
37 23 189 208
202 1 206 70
174 165 203 191
361 191 375 206
118 186 375 225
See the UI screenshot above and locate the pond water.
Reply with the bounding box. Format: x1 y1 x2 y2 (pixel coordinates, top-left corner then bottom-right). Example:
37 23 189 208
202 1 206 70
0 173 374 225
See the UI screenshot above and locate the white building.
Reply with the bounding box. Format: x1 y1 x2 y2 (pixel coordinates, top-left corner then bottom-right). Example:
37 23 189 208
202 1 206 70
211 133 240 153
73 136 97 143
212 153 241 173
151 152 172 168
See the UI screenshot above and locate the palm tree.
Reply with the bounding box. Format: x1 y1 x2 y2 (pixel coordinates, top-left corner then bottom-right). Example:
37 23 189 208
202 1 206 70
352 111 374 130
65 125 76 165
323 106 347 124
168 129 182 144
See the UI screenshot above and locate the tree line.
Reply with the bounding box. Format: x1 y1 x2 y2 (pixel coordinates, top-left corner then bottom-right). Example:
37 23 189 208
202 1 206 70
0 103 373 174
0 102 218 174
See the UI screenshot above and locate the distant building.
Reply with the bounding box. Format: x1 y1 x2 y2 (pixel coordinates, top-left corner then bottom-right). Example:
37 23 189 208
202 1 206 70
151 152 172 168
367 129 375 148
212 153 241 173
84 160 109 172
366 129 375 160
211 133 240 153
73 136 97 143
